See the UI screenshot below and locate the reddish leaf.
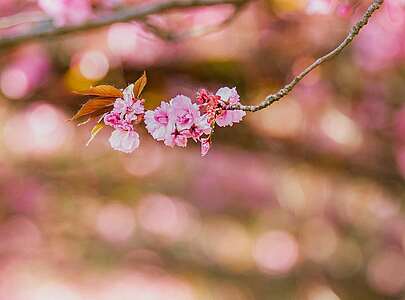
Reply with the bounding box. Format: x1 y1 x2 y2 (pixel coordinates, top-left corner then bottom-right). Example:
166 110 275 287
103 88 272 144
133 71 147 98
74 85 123 98
77 118 92 127
71 98 115 121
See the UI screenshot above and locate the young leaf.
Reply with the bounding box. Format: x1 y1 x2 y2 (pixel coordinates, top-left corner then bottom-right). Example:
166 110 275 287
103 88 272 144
77 118 92 127
71 98 115 121
133 71 147 98
86 123 105 146
74 85 123 98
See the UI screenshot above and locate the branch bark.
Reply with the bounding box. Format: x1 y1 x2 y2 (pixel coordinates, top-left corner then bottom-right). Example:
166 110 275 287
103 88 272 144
0 11 48 29
142 1 246 42
231 0 384 112
0 0 246 50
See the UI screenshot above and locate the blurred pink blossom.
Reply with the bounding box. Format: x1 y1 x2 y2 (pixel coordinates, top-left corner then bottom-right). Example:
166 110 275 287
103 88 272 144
107 23 169 66
96 203 136 243
394 105 405 143
0 45 50 100
354 0 405 71
38 0 92 26
367 249 405 295
306 0 334 15
306 0 353 17
355 97 389 130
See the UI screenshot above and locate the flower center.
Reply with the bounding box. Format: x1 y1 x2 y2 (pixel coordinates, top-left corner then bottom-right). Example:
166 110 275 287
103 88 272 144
155 113 168 125
177 112 192 124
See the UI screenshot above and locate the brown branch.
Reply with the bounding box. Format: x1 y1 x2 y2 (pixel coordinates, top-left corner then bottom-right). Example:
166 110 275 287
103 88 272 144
141 1 246 42
231 0 384 112
0 0 246 50
0 11 49 29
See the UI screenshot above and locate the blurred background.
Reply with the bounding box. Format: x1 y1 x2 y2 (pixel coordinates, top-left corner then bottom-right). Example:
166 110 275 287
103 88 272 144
0 0 404 299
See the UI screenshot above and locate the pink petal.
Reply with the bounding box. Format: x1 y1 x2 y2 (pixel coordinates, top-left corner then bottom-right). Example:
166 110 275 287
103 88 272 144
109 129 139 153
200 138 211 157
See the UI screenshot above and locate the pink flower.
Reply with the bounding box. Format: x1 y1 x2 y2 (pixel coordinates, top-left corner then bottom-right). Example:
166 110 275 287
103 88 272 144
164 132 188 148
125 99 144 123
116 84 145 121
122 84 135 105
170 95 200 131
104 111 122 127
38 0 92 26
104 112 133 131
195 115 212 134
144 101 174 141
216 87 240 105
109 129 140 153
189 115 212 139
104 83 145 130
196 88 220 106
215 87 246 127
101 83 145 153
131 100 145 115
113 98 128 114
200 137 211 157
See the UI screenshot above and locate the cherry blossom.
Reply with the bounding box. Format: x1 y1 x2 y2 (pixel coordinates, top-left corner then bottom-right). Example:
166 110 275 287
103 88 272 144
164 131 189 148
74 78 246 156
215 87 246 127
143 86 245 156
144 101 174 141
144 94 211 151
109 129 140 153
200 137 211 157
170 95 200 131
103 84 145 153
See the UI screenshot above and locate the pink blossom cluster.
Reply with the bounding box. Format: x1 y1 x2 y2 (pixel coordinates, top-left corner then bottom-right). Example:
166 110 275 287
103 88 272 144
144 95 212 155
102 85 246 156
103 84 145 153
144 86 245 156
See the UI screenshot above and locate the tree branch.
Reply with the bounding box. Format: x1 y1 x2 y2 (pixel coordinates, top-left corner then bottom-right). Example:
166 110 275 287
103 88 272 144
0 0 246 50
141 1 246 42
231 0 384 112
0 11 48 29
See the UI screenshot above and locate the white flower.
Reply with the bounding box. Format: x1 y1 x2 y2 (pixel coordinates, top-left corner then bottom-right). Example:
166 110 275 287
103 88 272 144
109 129 140 153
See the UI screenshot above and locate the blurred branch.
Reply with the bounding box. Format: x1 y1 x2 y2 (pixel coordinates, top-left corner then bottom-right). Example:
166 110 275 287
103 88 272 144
0 11 48 29
232 0 384 112
0 0 247 50
224 127 405 195
141 1 246 42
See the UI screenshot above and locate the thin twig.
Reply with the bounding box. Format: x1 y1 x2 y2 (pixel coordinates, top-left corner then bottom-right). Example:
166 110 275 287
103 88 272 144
0 0 246 50
231 0 384 112
142 1 246 42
